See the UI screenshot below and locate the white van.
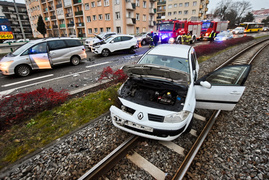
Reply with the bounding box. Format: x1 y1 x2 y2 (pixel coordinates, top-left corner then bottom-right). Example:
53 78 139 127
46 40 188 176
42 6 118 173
0 38 87 77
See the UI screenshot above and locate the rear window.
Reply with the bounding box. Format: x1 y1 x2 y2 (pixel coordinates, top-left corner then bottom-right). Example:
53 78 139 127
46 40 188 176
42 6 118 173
65 39 82 47
48 40 67 50
122 36 132 41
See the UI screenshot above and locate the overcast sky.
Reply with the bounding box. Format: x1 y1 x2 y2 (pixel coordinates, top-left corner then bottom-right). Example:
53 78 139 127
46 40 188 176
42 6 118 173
207 0 269 13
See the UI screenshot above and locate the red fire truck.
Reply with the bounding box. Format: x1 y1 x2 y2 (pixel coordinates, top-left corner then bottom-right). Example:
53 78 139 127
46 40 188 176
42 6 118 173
157 20 202 44
201 20 229 40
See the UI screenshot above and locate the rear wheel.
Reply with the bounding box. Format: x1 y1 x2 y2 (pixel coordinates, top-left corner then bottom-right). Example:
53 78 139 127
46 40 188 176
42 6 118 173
141 40 146 46
15 65 31 77
70 56 80 66
101 49 110 57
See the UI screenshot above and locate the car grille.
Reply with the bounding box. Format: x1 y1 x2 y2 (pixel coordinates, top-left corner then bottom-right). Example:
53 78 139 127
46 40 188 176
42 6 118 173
148 114 164 122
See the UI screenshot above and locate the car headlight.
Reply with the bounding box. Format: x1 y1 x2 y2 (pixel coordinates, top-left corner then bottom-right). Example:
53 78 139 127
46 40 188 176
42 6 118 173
164 110 191 123
0 60 14 71
168 38 175 44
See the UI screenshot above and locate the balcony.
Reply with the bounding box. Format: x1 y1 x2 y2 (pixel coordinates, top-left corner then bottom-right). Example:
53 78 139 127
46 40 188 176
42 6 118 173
73 0 82 5
60 24 66 28
41 0 46 3
157 1 166 5
127 18 136 25
45 17 50 21
200 5 203 9
49 6 54 11
67 23 75 27
43 8 48 12
50 15 56 20
66 13 73 18
53 25 58 28
149 8 155 14
46 25 51 29
126 2 136 10
76 22 84 27
149 21 154 27
56 4 62 8
75 11 83 16
206 0 209 4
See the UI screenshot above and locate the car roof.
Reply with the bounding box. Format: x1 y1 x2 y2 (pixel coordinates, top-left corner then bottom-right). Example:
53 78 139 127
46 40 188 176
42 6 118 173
147 44 191 59
27 37 80 44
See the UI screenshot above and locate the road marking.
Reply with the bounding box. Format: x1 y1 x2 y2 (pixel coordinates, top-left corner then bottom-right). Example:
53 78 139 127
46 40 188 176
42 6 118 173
127 152 166 180
1 74 54 87
86 62 110 68
0 89 15 98
159 141 185 156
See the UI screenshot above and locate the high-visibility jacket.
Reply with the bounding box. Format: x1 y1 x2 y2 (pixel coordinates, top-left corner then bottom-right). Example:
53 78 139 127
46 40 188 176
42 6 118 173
209 32 216 38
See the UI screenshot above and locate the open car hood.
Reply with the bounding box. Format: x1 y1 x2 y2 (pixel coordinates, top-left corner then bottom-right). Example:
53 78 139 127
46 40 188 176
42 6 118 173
95 34 104 40
122 64 190 85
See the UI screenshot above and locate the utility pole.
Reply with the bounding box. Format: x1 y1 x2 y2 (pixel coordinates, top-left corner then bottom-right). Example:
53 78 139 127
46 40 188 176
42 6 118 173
13 0 26 40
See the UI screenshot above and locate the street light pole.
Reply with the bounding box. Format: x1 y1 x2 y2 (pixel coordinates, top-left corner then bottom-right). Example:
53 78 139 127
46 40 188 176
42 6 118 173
13 0 26 40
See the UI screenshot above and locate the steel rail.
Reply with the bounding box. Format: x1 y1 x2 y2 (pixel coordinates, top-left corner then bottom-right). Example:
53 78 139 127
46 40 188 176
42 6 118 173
78 135 141 180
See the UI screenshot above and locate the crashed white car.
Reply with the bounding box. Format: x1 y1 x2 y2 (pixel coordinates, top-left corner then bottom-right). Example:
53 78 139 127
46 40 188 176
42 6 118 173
85 32 116 51
110 44 251 141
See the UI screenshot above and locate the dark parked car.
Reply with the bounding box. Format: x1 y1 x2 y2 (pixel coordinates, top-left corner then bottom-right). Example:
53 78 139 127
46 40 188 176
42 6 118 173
136 32 152 46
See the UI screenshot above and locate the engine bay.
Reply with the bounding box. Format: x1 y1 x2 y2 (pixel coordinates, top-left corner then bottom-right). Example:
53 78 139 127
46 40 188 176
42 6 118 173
119 77 188 111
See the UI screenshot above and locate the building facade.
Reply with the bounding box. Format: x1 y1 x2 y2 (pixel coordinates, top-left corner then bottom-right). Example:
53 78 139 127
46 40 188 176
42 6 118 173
252 8 269 23
156 0 209 24
26 0 209 38
0 1 33 40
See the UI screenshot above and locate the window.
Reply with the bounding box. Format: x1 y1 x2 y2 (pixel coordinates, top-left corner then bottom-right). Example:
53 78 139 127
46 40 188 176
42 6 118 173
100 28 103 32
94 28 98 33
87 16 91 22
116 12 120 19
173 11 177 15
143 1 146 8
179 3 183 7
184 10 188 15
174 3 177 7
193 1 197 6
48 40 66 51
122 36 132 41
97 0 101 6
168 4 172 8
105 13 110 20
136 13 139 20
93 15 96 20
85 3 89 10
168 12 172 16
136 0 139 7
136 27 139 34
31 43 47 54
113 36 121 43
99 14 103 20
88 28 92 34
192 10 196 15
178 11 182 14
65 39 81 47
106 27 111 32
143 14 146 21
104 0 109 6
116 27 121 33
185 2 189 7
115 0 120 4
91 2 95 7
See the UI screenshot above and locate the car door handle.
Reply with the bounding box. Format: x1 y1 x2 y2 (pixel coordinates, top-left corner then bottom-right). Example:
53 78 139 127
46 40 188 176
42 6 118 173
230 91 241 95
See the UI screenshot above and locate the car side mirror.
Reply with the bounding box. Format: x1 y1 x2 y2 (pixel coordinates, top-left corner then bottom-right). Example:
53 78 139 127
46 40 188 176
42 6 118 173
200 81 212 89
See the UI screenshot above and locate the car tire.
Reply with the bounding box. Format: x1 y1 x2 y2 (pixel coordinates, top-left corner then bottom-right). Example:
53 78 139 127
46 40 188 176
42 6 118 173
15 65 31 77
141 40 146 46
183 117 193 134
70 56 80 66
101 49 110 57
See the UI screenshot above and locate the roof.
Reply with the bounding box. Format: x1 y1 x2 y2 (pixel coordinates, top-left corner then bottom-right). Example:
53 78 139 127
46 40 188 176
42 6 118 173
28 37 81 44
148 44 191 59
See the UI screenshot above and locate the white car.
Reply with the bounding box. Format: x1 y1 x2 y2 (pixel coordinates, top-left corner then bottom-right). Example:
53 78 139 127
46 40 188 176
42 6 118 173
16 39 30 42
85 32 116 51
92 34 138 57
232 27 245 34
110 44 251 141
214 31 233 42
3 40 16 43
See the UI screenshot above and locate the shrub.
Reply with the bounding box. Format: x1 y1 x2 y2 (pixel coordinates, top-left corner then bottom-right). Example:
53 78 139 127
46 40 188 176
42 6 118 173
99 66 128 83
0 88 69 131
195 36 254 57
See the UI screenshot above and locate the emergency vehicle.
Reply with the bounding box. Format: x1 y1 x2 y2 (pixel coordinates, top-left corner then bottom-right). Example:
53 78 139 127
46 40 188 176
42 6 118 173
157 20 202 44
201 20 229 40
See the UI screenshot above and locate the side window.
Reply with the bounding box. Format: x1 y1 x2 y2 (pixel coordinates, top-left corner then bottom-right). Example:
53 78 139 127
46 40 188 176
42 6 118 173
122 36 132 41
113 36 121 43
30 42 47 54
47 40 67 51
175 23 179 30
65 39 82 47
210 22 214 28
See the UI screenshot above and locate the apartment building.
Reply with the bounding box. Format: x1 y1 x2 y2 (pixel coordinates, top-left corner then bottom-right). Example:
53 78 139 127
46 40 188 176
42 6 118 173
26 0 158 38
0 1 33 40
156 0 209 24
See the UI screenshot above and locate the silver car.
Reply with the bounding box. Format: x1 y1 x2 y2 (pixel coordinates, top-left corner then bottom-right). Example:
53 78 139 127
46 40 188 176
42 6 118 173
0 37 87 77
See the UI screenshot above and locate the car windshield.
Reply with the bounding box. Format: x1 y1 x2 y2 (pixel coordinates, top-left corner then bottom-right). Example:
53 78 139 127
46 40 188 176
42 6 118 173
104 36 115 43
138 54 189 73
12 42 34 56
97 32 107 38
202 22 211 29
159 23 174 31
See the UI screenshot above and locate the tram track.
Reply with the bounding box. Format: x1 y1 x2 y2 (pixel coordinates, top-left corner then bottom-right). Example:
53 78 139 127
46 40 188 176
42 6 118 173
78 38 269 180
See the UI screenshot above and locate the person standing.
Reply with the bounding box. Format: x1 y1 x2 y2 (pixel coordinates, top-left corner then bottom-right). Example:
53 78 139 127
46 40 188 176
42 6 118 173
153 33 159 47
149 31 154 48
209 31 216 42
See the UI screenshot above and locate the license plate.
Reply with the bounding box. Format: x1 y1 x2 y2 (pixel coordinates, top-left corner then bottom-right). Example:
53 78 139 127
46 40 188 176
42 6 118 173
115 116 153 132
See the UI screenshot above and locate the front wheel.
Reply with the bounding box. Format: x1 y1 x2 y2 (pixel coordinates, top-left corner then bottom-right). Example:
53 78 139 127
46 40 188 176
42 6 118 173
70 56 80 66
101 49 110 57
141 40 146 46
15 65 31 77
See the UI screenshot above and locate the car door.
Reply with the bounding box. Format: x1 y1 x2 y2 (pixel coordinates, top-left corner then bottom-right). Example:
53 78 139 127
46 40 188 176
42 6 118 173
28 42 52 69
109 36 123 52
195 65 251 111
47 40 68 65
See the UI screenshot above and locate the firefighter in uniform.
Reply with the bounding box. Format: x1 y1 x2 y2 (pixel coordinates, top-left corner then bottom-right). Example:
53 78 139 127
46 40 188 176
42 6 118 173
209 31 216 42
149 31 154 48
181 33 187 44
153 33 159 47
186 32 192 44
